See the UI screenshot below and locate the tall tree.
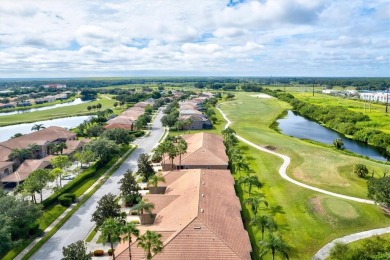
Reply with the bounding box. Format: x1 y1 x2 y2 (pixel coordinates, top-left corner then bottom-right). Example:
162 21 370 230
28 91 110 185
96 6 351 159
244 195 268 219
50 155 70 187
137 230 163 260
86 138 119 164
368 176 390 207
118 170 140 207
91 193 121 227
31 124 45 131
20 169 52 203
259 233 289 260
239 175 263 196
175 137 187 169
137 153 155 182
62 240 91 260
101 218 122 260
250 215 277 240
121 221 140 260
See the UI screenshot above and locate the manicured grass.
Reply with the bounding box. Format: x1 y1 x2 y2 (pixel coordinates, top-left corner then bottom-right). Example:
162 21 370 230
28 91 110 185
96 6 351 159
291 92 390 134
0 94 116 126
220 93 389 199
233 140 390 260
218 92 390 259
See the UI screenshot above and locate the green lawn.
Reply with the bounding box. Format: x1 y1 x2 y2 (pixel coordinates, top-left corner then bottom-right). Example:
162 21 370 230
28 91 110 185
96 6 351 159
220 92 389 199
291 92 390 134
218 92 390 259
0 94 116 126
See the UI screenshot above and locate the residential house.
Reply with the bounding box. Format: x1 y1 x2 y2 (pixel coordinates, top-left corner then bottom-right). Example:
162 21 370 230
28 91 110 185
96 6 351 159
179 114 212 130
161 132 228 171
43 84 67 89
0 161 13 180
115 169 252 260
1 156 54 186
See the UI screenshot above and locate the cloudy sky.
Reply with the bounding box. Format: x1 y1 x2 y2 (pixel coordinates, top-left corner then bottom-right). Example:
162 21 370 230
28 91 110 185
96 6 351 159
0 0 389 78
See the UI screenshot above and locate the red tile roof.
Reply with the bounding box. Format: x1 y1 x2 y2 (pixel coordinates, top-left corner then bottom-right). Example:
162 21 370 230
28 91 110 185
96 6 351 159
115 169 252 260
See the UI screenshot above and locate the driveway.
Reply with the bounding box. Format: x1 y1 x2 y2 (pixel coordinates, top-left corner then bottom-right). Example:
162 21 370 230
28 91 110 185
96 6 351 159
31 109 165 260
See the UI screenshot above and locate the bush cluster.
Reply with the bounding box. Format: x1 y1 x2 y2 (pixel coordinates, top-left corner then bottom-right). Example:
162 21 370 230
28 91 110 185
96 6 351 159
58 193 76 207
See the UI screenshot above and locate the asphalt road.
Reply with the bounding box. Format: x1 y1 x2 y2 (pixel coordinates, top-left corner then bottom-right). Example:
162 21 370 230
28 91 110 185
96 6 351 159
31 110 165 260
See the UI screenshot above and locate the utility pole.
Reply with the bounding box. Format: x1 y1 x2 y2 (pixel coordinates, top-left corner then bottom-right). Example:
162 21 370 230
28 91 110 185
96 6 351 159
386 89 389 113
312 84 314 97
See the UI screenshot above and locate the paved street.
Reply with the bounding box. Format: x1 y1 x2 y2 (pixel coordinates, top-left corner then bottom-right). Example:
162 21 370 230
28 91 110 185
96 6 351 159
31 110 165 260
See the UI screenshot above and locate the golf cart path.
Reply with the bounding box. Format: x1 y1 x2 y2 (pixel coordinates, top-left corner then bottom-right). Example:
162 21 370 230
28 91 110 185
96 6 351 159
216 104 390 259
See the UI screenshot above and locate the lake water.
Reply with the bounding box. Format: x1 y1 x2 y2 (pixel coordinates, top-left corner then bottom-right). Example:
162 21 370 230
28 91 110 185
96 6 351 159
277 110 388 161
0 116 93 142
0 98 90 116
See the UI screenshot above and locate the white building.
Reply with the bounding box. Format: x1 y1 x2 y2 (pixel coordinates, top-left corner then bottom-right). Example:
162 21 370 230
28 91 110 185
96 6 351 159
43 84 67 89
359 92 389 103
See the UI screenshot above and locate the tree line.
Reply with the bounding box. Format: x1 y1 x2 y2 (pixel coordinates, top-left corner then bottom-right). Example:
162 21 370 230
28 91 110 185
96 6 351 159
222 127 289 260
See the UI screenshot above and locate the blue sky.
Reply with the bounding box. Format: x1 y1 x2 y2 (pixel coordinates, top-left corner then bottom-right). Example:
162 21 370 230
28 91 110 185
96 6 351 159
0 0 389 78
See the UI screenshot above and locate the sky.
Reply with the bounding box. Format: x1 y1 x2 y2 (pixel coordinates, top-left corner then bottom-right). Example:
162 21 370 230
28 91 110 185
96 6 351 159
0 0 389 78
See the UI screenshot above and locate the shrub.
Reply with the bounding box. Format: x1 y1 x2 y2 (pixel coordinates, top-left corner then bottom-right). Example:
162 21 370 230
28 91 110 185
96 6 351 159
62 193 76 202
107 249 113 256
58 196 72 207
94 250 104 256
353 163 369 178
28 223 41 237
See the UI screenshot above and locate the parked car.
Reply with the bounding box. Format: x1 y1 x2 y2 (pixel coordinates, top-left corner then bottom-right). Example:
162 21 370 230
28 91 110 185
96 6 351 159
62 174 76 180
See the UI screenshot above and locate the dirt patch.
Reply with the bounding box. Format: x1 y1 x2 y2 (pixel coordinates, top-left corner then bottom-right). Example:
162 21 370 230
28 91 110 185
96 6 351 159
292 169 323 185
264 145 278 151
309 197 326 217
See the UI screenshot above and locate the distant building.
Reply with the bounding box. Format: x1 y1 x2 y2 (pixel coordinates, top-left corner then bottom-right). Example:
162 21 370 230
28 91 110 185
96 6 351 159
359 92 389 103
43 84 67 89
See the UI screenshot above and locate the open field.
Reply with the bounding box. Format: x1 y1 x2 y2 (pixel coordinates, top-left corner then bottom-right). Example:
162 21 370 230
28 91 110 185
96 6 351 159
290 92 390 134
0 94 116 126
219 92 389 199
218 92 390 259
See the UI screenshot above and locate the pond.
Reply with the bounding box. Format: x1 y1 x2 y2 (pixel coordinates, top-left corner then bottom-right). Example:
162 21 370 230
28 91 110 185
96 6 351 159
0 115 94 142
277 110 388 161
0 98 90 116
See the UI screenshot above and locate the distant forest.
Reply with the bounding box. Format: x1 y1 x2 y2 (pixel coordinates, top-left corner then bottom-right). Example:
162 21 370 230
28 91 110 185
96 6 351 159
0 77 389 90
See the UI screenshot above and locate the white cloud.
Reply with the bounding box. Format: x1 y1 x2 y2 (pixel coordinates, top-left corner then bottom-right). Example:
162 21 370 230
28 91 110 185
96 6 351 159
0 0 388 77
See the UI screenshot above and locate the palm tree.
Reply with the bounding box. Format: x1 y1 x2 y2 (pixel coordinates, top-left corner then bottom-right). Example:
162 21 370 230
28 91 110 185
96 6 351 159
133 199 155 224
121 221 139 260
100 218 122 260
221 127 236 138
235 158 250 177
147 173 166 188
176 137 187 169
239 175 263 196
259 233 289 260
27 143 40 158
164 142 178 170
244 195 268 218
31 123 45 131
56 142 67 154
137 230 163 260
250 215 277 240
8 148 33 165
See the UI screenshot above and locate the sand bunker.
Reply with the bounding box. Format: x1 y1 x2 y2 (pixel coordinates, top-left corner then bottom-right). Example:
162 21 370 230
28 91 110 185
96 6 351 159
250 94 272 98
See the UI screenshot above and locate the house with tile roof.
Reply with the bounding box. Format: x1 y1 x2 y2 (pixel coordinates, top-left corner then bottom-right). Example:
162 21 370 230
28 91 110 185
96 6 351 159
161 132 228 171
115 169 252 260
